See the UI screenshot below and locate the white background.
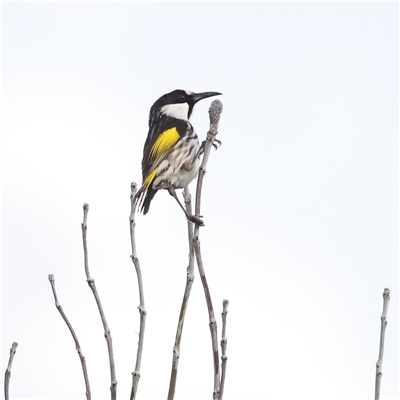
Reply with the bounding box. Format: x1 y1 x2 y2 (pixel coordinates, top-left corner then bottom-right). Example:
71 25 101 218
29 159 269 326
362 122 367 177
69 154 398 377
2 2 399 400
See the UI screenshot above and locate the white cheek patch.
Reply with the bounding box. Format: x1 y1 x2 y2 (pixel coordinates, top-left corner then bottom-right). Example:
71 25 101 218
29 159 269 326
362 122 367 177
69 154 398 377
161 103 189 120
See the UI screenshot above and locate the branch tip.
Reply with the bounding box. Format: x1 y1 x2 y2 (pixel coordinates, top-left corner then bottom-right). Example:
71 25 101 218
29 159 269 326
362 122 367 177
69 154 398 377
209 99 223 122
4 340 18 400
82 203 89 226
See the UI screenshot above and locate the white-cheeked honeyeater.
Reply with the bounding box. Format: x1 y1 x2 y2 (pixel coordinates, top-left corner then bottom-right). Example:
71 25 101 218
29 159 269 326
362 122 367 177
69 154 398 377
134 89 221 225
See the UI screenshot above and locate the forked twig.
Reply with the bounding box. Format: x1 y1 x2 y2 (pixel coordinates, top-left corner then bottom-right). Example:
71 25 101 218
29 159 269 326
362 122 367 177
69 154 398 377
375 288 391 400
193 99 224 399
220 300 229 399
129 183 147 400
81 203 117 400
167 185 195 400
48 274 91 400
4 342 18 400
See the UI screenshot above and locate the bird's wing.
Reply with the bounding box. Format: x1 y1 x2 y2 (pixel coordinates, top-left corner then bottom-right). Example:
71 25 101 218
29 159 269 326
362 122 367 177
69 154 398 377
142 119 187 179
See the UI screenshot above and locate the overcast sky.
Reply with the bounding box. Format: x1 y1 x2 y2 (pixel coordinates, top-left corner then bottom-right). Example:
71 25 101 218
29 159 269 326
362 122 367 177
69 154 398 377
2 2 399 400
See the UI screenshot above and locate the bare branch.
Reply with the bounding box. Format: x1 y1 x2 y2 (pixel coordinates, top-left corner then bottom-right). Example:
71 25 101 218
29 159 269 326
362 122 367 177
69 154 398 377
193 236 220 398
193 99 224 399
129 183 147 400
81 204 117 400
48 274 91 400
375 288 391 400
220 300 229 400
4 342 18 400
167 185 195 400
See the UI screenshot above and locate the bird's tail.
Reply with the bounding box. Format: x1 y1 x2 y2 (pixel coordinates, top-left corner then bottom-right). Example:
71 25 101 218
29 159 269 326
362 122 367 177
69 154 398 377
134 185 157 215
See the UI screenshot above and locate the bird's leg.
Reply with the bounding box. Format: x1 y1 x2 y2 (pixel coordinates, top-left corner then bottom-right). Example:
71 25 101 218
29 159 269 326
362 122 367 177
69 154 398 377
168 187 204 226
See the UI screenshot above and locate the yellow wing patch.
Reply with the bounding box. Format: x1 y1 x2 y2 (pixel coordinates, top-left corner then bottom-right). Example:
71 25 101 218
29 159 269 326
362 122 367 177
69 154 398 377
142 167 158 190
150 127 180 160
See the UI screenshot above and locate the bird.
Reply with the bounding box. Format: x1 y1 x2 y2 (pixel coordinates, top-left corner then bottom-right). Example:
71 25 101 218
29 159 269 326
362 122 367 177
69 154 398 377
134 89 222 226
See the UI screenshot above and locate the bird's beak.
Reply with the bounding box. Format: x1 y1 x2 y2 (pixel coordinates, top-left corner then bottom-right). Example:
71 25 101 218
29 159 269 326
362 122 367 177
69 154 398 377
192 91 222 104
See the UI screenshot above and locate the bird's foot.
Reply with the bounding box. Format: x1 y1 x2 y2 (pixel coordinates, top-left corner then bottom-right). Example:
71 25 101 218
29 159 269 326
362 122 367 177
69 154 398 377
212 139 222 150
198 139 222 156
188 214 204 227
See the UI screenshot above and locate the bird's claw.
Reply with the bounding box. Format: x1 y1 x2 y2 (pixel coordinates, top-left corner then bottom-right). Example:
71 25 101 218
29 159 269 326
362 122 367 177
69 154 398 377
188 215 204 227
212 139 222 150
198 139 222 156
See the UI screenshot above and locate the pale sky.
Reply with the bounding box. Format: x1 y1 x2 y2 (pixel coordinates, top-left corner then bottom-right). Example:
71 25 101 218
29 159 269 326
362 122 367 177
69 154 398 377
2 2 399 400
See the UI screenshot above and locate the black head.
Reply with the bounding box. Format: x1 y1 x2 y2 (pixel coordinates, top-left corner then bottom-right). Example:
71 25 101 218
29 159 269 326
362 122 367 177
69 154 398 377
150 89 222 121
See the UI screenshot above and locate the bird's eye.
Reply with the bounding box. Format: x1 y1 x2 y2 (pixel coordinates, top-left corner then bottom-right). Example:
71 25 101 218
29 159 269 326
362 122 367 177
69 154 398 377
179 93 186 101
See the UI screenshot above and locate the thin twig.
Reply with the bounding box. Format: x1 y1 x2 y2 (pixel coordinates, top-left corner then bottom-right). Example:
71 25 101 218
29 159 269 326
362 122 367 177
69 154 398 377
219 300 229 400
193 99 224 399
167 185 195 400
48 274 91 400
129 183 147 400
375 288 391 400
81 203 117 400
4 342 18 400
